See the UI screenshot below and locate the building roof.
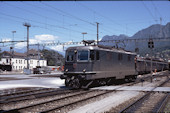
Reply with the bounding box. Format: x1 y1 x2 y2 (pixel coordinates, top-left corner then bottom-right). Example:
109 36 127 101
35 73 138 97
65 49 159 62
24 49 37 54
3 51 26 58
2 49 43 59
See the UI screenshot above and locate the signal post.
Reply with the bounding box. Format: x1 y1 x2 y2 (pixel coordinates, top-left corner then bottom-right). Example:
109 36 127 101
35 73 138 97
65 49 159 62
148 38 154 82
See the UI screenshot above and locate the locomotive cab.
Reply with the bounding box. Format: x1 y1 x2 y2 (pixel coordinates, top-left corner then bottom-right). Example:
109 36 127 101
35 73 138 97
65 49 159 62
61 46 99 88
64 49 93 74
64 46 99 76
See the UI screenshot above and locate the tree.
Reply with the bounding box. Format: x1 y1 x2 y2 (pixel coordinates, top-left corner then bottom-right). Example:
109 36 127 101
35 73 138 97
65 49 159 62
41 49 64 66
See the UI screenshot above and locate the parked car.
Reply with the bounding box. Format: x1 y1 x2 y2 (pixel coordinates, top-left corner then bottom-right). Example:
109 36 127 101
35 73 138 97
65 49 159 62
33 66 51 74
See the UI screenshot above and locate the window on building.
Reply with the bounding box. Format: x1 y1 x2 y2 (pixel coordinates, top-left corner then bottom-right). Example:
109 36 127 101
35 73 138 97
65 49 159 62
16 66 17 69
6 59 9 63
30 60 33 64
16 60 17 63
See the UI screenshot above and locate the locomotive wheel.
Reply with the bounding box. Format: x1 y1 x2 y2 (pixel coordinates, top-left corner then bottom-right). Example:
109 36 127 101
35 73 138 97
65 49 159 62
65 77 71 87
72 78 81 89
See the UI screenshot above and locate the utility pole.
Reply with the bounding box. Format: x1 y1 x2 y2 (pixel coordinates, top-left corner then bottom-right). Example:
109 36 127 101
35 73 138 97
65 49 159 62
11 31 16 58
23 23 31 69
38 43 40 66
82 32 87 40
96 22 99 45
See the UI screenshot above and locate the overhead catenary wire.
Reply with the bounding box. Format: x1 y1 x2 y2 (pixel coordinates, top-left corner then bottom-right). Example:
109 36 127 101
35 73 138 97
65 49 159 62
1 3 98 39
141 1 158 24
0 15 97 45
3 2 64 24
41 2 96 26
0 11 94 35
0 14 96 40
151 1 166 24
21 2 96 32
29 37 170 46
76 2 138 34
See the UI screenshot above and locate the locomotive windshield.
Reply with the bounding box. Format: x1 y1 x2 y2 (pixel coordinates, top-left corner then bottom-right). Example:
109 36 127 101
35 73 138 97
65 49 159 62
66 51 74 62
78 50 89 61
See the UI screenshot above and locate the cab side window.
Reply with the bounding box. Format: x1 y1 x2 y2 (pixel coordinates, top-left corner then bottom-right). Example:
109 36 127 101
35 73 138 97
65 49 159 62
90 50 95 60
96 51 100 60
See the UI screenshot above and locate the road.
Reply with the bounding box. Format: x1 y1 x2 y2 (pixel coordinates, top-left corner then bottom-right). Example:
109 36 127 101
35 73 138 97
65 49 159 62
0 72 64 90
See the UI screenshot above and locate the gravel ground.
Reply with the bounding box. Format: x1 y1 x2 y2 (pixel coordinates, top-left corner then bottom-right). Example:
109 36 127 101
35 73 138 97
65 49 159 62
164 96 170 112
131 92 166 113
69 91 140 113
133 76 168 87
18 90 105 113
69 75 169 113
0 87 44 96
107 92 145 112
0 90 81 110
162 80 170 87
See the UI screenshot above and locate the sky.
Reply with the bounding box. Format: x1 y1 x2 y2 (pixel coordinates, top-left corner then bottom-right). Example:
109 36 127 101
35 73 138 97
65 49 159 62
0 1 170 53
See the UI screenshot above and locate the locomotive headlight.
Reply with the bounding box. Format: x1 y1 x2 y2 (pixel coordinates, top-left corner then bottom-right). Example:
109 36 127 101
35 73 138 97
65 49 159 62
65 69 69 72
83 69 86 73
74 50 77 54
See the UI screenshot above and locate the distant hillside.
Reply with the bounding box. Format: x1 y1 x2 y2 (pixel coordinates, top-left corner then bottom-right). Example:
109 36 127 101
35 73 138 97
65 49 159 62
132 22 170 38
41 49 64 66
0 46 65 66
100 22 170 59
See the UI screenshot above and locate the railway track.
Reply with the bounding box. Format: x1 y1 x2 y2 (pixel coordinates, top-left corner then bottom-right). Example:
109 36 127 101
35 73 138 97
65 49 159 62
0 88 66 102
0 89 111 113
0 88 76 105
0 72 169 113
156 93 170 112
0 78 137 113
119 78 170 113
0 87 52 97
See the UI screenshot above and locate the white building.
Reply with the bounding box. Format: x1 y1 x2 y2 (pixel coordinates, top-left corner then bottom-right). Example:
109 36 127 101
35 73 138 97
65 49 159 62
0 50 47 71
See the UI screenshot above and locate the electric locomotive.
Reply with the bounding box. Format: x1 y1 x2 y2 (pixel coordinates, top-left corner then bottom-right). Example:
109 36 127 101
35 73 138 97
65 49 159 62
60 41 137 88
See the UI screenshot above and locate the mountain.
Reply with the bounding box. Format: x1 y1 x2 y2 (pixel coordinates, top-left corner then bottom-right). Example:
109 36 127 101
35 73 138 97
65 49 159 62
132 22 170 38
99 34 129 48
100 22 170 59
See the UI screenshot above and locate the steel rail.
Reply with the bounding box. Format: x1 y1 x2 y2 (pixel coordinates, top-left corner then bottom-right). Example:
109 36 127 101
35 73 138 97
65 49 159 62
156 93 170 113
118 78 169 113
1 90 94 113
0 88 59 101
40 90 113 113
0 88 51 97
0 89 75 105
